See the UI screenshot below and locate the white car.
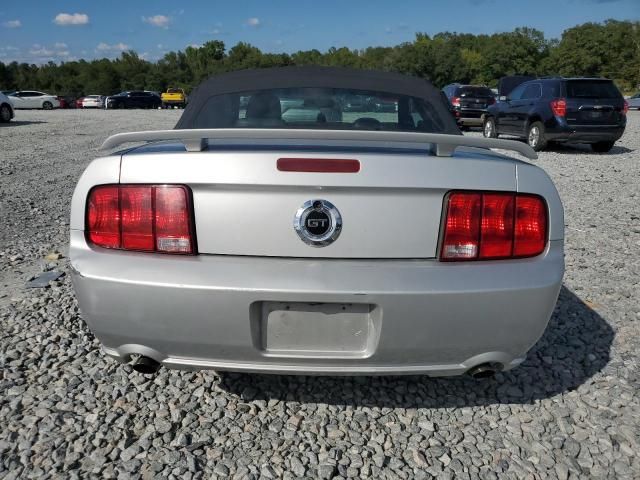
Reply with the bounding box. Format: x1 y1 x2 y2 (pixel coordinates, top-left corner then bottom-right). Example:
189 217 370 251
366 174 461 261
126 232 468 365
0 91 15 122
80 95 105 108
8 91 60 110
627 93 640 110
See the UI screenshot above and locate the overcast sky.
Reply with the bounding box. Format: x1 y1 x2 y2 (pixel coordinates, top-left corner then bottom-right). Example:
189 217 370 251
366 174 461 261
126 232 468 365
1 0 638 64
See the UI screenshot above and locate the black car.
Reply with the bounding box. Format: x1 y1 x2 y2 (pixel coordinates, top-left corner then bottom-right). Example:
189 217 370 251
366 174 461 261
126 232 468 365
442 84 495 128
483 77 627 152
106 91 161 109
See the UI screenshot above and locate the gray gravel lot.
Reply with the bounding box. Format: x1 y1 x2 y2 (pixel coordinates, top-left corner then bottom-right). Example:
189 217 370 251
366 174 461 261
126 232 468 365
1 109 639 479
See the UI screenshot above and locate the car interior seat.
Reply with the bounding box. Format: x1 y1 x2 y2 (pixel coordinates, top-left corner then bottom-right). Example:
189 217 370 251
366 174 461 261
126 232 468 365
237 92 284 127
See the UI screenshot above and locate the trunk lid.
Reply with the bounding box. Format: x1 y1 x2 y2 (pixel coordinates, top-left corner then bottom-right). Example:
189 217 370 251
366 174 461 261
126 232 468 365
120 143 516 259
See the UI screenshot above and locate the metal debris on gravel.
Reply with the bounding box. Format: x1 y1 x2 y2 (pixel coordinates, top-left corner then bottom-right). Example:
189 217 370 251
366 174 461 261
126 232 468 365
25 270 65 288
0 109 638 479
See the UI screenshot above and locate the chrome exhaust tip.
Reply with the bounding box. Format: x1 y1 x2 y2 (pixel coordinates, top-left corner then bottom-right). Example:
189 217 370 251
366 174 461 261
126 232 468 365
131 356 161 375
467 362 502 379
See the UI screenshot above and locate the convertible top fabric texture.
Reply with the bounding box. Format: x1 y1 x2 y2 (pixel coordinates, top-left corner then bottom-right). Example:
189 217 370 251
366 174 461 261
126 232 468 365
175 66 460 134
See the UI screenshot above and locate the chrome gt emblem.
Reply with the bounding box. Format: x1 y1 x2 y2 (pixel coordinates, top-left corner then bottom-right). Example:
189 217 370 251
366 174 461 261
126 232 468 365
294 199 342 247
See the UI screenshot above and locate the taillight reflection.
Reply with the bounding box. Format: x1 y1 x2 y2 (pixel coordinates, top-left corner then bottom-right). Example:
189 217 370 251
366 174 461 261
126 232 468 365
86 184 195 254
440 191 547 261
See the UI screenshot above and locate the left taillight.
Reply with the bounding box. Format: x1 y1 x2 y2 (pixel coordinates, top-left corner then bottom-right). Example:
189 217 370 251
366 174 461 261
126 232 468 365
86 184 196 254
440 191 547 261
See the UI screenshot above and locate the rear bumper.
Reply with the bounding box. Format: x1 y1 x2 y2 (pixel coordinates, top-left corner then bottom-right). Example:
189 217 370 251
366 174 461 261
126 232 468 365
458 117 484 126
456 109 487 126
545 120 625 144
70 230 564 376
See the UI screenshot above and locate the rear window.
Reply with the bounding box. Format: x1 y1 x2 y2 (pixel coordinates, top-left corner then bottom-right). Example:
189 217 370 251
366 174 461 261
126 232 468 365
566 81 621 99
456 86 493 97
167 89 182 94
189 87 451 133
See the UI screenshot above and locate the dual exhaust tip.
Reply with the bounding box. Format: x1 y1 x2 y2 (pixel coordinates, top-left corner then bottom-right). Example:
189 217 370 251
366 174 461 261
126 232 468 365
467 362 502 379
131 355 161 375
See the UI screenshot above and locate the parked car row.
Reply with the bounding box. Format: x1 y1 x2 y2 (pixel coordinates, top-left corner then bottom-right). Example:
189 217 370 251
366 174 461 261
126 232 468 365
0 88 189 116
442 76 630 152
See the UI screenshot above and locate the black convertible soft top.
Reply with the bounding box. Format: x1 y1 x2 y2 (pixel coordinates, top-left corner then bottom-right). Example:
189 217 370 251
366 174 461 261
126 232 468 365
175 66 459 134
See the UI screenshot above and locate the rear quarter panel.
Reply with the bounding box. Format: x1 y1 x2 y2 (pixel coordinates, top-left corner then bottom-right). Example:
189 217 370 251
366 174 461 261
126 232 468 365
70 155 121 231
516 162 564 241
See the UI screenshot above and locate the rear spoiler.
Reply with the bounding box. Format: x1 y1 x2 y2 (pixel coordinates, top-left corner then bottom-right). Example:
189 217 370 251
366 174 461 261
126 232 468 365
100 128 537 160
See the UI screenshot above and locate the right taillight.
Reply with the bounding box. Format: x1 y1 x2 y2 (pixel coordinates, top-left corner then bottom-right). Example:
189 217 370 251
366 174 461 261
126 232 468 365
440 191 547 261
550 98 566 117
451 96 461 107
623 100 629 115
87 184 195 254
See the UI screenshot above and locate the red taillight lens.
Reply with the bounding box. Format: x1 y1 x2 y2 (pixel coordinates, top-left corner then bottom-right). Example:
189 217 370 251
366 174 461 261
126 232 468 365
121 186 154 251
440 191 547 261
155 186 193 253
479 194 514 259
623 100 629 115
513 195 547 257
451 96 461 107
441 193 481 260
550 98 566 117
87 186 120 248
86 184 195 254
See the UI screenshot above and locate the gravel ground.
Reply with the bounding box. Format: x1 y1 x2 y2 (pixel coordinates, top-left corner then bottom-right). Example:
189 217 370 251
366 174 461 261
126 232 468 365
1 109 639 479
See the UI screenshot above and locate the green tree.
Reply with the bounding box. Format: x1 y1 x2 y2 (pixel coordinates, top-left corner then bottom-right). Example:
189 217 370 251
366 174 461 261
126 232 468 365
1 20 638 96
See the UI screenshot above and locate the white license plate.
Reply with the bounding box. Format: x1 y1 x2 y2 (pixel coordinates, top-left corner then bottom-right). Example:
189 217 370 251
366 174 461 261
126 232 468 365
259 302 378 357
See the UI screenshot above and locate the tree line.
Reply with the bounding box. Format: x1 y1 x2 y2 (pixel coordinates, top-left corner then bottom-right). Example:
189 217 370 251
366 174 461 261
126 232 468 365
0 19 638 97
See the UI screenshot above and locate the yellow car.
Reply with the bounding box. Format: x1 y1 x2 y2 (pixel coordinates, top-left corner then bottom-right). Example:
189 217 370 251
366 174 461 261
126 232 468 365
161 88 187 109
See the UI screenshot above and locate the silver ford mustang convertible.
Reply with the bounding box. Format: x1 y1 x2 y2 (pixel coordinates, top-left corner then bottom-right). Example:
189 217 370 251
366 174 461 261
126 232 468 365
70 67 564 377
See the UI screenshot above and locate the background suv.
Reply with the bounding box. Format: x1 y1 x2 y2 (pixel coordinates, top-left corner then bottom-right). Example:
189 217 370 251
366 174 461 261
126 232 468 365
483 77 627 152
442 84 495 128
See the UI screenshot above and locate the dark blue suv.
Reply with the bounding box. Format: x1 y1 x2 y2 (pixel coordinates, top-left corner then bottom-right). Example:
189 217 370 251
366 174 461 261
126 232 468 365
483 77 627 152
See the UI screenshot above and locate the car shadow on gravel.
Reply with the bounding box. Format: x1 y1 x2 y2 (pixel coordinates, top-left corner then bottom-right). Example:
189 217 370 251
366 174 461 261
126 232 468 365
544 143 633 155
218 286 614 407
0 120 47 127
